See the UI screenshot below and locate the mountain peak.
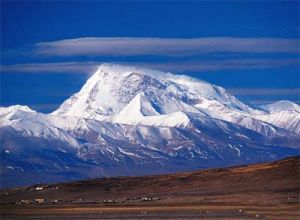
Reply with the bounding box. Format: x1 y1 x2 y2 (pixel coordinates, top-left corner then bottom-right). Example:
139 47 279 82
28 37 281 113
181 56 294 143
0 105 35 115
261 100 300 112
52 63 253 121
96 63 167 79
0 105 36 127
1 65 300 188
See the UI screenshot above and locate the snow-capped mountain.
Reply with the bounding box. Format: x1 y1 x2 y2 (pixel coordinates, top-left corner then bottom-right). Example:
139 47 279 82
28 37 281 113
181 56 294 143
1 64 299 188
53 64 252 119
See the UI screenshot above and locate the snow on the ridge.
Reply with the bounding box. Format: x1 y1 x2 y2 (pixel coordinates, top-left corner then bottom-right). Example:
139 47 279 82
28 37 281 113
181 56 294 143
193 98 284 136
0 105 36 126
51 63 254 121
2 64 300 188
110 92 192 127
96 63 168 79
51 64 167 119
0 106 80 147
261 100 300 113
114 108 191 127
0 105 35 122
0 105 35 114
49 64 300 134
227 144 241 157
164 75 254 113
1 63 299 144
254 110 300 134
117 147 144 158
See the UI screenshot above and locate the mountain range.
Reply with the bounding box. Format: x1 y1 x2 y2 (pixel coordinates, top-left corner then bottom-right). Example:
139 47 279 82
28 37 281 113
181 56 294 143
1 64 299 188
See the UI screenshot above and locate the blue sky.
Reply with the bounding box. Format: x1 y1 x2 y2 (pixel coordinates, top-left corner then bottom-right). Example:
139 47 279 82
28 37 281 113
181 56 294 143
1 1 299 112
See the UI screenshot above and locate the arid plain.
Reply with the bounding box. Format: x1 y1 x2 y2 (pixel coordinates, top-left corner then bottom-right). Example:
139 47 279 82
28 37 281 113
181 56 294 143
1 156 299 219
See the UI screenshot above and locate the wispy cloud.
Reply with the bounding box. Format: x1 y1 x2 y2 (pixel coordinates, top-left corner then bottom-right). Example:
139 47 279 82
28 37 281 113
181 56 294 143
140 59 299 72
34 37 300 57
2 37 298 74
0 62 99 74
1 58 299 74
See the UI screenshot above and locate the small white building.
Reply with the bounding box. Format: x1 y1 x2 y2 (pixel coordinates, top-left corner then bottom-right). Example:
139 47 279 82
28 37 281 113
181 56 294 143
35 198 45 204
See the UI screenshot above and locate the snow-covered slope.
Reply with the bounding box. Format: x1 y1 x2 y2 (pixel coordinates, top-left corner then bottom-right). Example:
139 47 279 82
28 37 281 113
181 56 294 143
254 101 300 134
261 100 300 113
52 64 252 119
0 105 79 147
1 64 299 188
52 64 299 135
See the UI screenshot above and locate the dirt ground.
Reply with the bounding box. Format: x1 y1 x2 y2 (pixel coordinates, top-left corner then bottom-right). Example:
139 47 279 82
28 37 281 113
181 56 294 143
1 200 299 220
1 156 299 219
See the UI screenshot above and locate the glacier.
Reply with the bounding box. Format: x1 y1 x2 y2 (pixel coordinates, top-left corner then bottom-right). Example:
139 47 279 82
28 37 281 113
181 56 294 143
1 63 299 188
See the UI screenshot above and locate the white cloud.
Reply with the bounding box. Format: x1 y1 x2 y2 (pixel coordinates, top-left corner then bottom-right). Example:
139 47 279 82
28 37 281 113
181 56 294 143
139 59 299 72
0 62 99 74
1 59 299 74
34 37 300 56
